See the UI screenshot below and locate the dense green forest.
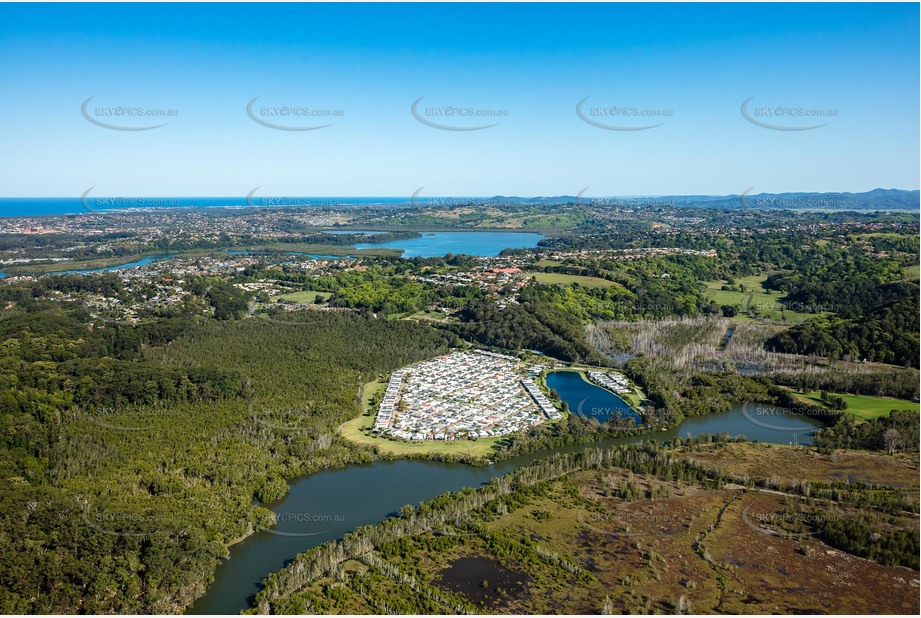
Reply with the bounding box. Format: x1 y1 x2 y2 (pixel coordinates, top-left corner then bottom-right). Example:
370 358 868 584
448 294 604 364
0 206 918 613
0 305 455 613
527 254 725 319
815 410 920 453
766 284 919 367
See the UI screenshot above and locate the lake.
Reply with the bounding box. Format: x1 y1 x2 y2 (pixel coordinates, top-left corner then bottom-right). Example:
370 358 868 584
545 370 640 424
353 231 544 257
32 232 541 278
186 401 825 614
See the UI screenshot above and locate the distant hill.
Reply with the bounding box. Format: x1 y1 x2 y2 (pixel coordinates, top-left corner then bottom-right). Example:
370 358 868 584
657 188 920 211
482 189 920 211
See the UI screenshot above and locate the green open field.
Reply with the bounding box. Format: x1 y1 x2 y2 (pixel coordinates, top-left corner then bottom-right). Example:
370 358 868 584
904 263 920 280
339 413 502 458
404 310 450 322
703 274 823 324
275 290 332 304
527 272 622 289
795 391 919 421
357 378 385 415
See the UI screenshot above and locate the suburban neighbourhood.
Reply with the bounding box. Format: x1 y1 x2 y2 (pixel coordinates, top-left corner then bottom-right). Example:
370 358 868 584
372 350 562 441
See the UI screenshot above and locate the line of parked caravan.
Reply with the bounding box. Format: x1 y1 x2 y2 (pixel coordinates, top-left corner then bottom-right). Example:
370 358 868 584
373 369 407 431
520 378 562 421
587 370 632 395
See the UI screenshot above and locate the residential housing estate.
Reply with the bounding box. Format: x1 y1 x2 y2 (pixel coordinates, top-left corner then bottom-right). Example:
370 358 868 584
374 350 560 441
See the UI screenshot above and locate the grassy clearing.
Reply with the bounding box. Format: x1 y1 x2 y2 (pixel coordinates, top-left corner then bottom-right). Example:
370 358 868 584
794 391 919 420
338 413 501 458
404 310 450 322
703 273 822 324
903 263 920 280
276 291 332 304
360 379 384 414
338 377 503 457
526 272 621 289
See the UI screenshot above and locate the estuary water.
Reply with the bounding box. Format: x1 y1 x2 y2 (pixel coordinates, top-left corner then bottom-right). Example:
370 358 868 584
187 401 824 614
353 231 544 257
53 255 174 275
30 231 542 277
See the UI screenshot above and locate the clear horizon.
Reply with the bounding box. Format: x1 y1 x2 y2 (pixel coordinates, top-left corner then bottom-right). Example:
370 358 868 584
0 2 918 198
1 187 919 199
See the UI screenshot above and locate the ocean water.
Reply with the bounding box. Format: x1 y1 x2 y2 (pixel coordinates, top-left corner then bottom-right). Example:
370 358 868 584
0 198 415 218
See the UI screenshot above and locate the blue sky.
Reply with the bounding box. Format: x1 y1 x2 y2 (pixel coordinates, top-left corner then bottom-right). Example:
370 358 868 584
0 2 917 197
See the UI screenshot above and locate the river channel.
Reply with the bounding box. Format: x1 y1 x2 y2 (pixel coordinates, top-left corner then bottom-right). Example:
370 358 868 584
187 389 823 614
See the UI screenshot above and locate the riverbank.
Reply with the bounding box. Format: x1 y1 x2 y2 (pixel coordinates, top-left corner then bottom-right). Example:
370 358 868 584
245 439 919 615
339 413 501 459
189 402 830 614
1 244 400 275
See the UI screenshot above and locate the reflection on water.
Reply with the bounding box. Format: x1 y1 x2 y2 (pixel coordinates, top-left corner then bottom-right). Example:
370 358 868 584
545 370 640 424
437 556 528 608
187 399 826 614
353 231 544 257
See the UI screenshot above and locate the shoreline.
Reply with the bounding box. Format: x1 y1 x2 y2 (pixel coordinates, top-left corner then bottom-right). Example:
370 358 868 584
188 399 838 613
552 365 646 412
